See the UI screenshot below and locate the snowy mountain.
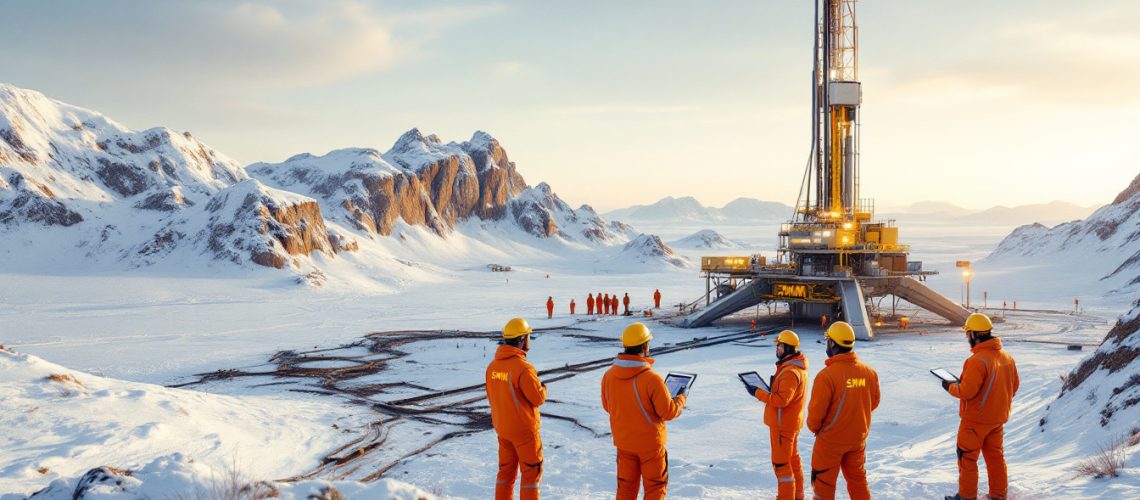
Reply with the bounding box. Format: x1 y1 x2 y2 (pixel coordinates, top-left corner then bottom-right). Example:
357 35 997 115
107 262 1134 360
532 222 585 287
606 196 793 223
986 172 1140 292
0 83 663 280
669 229 746 250
1044 298 1140 457
248 128 637 246
614 234 691 269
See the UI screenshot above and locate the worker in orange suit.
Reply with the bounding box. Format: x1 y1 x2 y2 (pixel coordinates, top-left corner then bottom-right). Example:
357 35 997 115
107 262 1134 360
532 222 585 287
806 322 880 500
601 322 687 500
751 319 758 333
622 293 631 316
486 318 547 500
601 294 609 315
611 294 619 316
943 313 1019 500
597 292 604 315
570 299 576 315
820 314 828 329
587 293 595 315
546 297 554 319
745 330 809 500
653 289 662 309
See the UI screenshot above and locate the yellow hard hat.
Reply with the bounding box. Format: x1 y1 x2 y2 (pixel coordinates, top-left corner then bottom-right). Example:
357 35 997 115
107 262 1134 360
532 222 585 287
621 322 653 347
825 321 856 348
774 329 800 348
502 318 533 339
963 313 994 333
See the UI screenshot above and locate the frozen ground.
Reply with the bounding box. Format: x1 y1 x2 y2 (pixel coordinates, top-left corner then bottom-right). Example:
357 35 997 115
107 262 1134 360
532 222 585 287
1 221 1136 498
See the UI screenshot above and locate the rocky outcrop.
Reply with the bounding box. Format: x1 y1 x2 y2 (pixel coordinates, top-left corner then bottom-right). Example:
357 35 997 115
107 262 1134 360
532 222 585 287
248 129 527 238
248 130 630 245
200 180 337 269
670 229 745 249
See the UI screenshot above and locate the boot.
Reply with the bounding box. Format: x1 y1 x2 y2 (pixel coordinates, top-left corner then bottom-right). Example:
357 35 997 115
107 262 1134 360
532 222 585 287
944 495 976 500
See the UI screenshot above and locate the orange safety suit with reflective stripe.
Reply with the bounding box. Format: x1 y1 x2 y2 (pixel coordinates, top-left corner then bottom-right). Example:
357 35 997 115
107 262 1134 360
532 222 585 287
806 352 880 500
601 354 687 500
948 338 1019 500
587 295 595 315
486 345 547 500
755 353 809 499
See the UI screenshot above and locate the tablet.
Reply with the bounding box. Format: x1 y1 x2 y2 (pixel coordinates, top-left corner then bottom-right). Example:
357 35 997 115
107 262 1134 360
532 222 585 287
930 368 960 383
664 372 697 397
738 371 770 392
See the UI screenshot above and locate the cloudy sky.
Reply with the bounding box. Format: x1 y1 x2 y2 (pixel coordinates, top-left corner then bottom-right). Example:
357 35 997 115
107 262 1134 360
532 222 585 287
1 0 1136 211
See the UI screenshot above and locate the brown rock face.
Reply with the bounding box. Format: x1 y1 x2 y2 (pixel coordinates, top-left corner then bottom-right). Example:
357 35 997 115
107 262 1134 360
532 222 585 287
1113 172 1140 205
249 130 527 238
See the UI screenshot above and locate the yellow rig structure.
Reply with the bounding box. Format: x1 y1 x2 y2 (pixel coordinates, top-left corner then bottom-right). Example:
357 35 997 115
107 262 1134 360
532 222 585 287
682 0 969 339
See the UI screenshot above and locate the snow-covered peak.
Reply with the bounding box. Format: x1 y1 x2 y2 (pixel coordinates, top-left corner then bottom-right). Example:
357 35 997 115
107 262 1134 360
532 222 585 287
616 233 691 269
669 229 746 250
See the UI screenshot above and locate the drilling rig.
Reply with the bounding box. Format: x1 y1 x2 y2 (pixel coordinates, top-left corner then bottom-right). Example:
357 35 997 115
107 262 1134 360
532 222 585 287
680 0 969 339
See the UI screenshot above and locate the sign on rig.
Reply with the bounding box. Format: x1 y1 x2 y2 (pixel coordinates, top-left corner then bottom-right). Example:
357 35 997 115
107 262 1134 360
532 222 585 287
955 260 971 268
766 282 839 303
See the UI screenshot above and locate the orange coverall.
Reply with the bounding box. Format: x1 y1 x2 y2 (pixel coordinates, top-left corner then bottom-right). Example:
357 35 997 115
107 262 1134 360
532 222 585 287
623 294 631 315
587 294 595 315
806 352 880 500
948 338 1020 500
602 294 610 315
546 298 554 319
653 289 661 309
486 345 548 500
601 354 687 500
570 299 576 315
754 353 809 500
611 296 619 316
596 292 603 314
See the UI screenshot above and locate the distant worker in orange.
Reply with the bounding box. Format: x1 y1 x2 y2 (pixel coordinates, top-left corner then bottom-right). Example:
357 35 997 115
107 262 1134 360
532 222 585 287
597 291 604 315
601 323 688 500
653 289 662 309
942 313 1019 500
486 318 547 500
820 314 828 329
751 319 758 333
622 293 631 315
587 293 596 315
546 297 554 319
745 330 809 500
807 322 880 500
602 294 611 315
611 294 619 316
570 299 576 315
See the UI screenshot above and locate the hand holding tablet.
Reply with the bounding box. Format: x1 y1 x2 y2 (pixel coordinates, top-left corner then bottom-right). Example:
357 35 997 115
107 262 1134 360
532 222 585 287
664 372 697 398
930 368 959 383
738 371 770 394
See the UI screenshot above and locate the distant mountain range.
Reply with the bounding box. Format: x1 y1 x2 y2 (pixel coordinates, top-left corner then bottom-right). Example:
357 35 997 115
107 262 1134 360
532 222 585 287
987 172 1140 293
0 83 690 284
882 200 1099 226
606 196 1097 227
605 196 793 223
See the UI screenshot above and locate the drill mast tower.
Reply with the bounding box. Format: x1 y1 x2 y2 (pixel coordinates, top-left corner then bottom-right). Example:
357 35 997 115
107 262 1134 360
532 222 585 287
682 0 970 339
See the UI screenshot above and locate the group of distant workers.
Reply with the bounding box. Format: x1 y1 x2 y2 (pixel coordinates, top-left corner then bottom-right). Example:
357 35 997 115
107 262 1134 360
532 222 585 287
545 290 664 319
486 310 1018 500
